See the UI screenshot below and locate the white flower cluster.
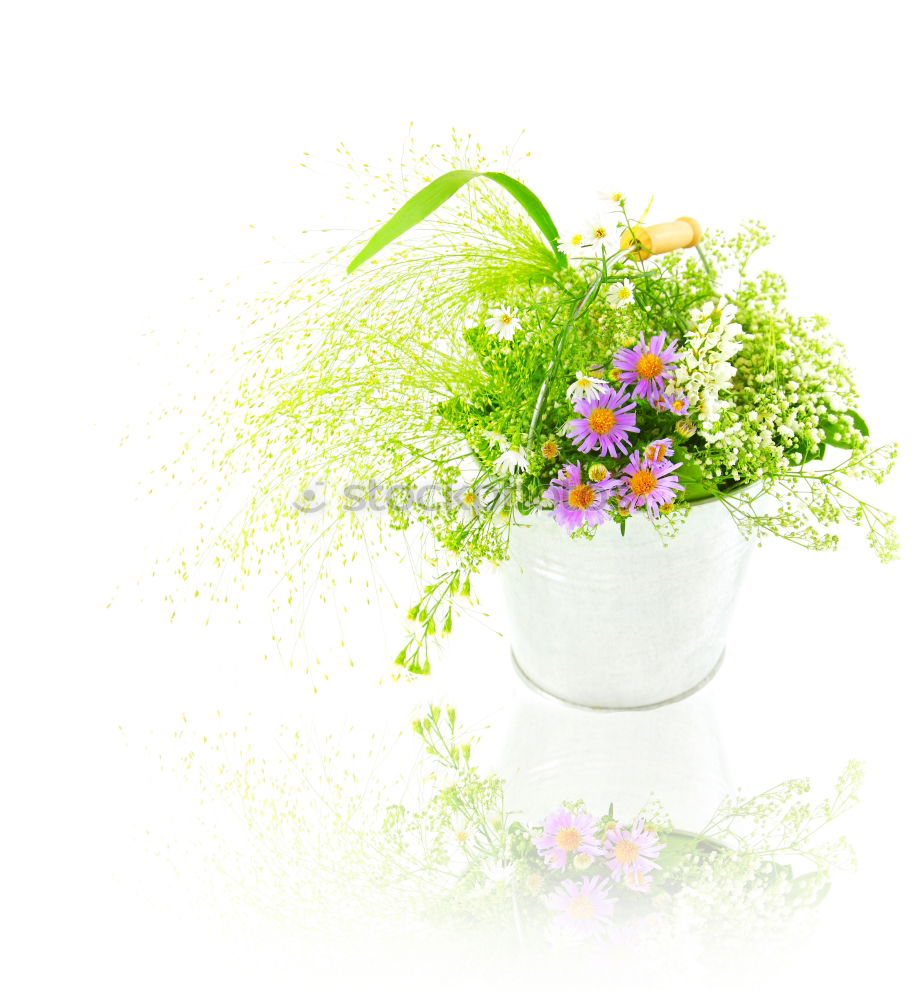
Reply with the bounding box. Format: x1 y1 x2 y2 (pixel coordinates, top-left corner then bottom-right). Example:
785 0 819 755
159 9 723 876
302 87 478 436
689 306 866 486
667 298 743 434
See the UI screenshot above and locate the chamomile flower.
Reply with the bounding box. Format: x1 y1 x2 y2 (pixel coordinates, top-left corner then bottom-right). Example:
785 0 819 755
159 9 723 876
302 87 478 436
584 216 620 254
451 813 471 845
485 304 522 341
598 189 626 211
607 278 635 309
494 446 528 476
482 860 516 886
482 430 510 450
557 231 587 260
567 371 609 403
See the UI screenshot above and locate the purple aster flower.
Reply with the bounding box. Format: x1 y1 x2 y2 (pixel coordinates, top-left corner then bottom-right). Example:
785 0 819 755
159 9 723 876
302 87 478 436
643 438 674 468
565 386 638 458
612 331 680 405
616 451 684 519
535 807 602 870
543 463 616 532
603 819 665 878
548 462 582 488
653 391 690 416
546 876 616 939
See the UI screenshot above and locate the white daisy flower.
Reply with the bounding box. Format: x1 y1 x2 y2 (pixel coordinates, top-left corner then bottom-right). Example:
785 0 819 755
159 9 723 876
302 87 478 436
482 860 516 885
557 231 587 260
494 447 528 476
482 430 510 450
453 484 481 519
485 304 522 341
607 278 635 309
584 216 619 254
451 813 471 843
567 370 608 403
598 189 626 212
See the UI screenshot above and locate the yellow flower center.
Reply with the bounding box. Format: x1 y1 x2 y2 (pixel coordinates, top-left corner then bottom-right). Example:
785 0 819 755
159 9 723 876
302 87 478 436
588 407 616 435
625 871 646 889
567 484 596 510
456 830 468 843
613 839 641 865
555 827 582 851
588 463 608 482
568 896 596 920
645 443 667 463
671 399 685 413
463 491 476 505
569 233 583 247
500 313 512 325
574 852 594 870
629 469 658 497
540 440 559 459
617 287 632 300
635 353 664 379
593 227 607 239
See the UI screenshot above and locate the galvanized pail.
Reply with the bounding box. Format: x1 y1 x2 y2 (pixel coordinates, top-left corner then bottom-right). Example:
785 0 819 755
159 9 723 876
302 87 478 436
500 495 756 710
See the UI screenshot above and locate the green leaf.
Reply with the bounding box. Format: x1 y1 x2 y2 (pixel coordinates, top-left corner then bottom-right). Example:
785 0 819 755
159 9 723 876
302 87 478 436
656 830 724 873
820 407 869 450
346 169 566 274
675 451 713 502
846 408 869 437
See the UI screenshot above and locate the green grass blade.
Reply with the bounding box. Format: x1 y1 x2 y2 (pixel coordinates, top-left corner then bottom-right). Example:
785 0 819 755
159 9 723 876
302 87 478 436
482 171 565 265
346 169 565 274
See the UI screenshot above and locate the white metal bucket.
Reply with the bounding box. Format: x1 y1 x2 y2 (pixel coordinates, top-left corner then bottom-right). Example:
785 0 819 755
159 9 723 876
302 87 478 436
500 494 757 709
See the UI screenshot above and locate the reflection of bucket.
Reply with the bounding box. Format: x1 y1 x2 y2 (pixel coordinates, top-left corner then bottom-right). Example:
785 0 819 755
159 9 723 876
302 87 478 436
500 495 757 709
499 683 732 834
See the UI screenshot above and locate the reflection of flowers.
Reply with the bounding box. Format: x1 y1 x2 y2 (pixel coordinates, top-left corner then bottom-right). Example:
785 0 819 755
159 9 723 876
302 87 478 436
167 704 864 968
547 876 616 939
623 870 653 893
603 819 665 878
535 807 601 870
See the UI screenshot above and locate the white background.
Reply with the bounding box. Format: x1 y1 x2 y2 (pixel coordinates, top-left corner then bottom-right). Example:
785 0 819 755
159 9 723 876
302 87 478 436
3 1 923 996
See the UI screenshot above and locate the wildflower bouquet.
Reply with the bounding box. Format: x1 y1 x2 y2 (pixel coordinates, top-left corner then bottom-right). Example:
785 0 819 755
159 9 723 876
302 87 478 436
193 142 896 673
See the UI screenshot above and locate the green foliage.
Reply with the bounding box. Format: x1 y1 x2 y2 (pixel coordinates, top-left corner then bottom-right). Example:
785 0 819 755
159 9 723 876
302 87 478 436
347 169 566 273
171 139 897 672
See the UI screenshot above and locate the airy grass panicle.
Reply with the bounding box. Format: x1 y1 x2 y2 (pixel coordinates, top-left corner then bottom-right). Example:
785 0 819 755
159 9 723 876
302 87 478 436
168 136 897 673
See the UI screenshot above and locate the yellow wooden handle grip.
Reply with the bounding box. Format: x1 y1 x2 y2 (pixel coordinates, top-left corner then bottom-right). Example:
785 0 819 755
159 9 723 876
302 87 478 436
619 216 703 261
